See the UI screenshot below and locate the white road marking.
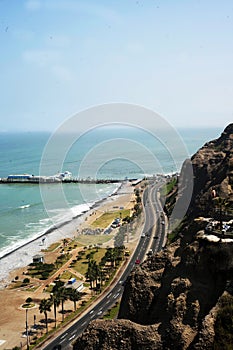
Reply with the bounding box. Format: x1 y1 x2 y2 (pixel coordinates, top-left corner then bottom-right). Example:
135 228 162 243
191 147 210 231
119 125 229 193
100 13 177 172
60 332 68 339
114 293 120 299
69 334 76 341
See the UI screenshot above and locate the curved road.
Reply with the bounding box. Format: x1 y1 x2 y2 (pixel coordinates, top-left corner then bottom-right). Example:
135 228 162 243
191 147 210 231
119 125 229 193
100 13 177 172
41 180 167 350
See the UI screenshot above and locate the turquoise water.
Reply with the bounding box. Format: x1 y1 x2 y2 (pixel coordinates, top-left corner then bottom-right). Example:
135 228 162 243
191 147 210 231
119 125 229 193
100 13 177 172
0 127 222 258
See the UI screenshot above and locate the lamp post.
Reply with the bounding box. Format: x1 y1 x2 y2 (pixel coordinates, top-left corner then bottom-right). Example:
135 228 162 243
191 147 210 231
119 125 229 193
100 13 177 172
25 308 29 350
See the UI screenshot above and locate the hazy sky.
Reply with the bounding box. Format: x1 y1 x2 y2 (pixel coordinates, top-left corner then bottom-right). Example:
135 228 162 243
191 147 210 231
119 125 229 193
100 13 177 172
0 0 233 131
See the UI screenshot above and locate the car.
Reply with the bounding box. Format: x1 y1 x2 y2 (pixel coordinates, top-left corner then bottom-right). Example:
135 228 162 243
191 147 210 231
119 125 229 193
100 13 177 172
154 236 158 239
161 221 165 225
135 259 141 265
141 233 145 238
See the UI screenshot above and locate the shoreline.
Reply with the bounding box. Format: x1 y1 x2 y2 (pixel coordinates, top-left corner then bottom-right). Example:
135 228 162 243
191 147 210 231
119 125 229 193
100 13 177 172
0 182 122 260
0 181 133 288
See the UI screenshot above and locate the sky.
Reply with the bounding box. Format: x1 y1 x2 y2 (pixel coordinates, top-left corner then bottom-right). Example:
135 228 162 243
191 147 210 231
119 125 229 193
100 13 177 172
0 0 233 132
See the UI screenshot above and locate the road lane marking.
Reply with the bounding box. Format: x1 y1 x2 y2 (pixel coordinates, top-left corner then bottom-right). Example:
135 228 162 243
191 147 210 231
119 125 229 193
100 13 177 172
69 334 76 341
60 332 68 339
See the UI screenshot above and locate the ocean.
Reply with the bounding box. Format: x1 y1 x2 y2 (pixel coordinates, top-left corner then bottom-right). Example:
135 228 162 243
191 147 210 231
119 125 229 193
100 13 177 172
0 126 222 259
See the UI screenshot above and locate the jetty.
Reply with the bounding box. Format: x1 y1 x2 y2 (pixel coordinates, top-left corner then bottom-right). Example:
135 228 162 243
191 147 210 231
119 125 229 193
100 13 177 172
0 172 137 184
0 177 124 185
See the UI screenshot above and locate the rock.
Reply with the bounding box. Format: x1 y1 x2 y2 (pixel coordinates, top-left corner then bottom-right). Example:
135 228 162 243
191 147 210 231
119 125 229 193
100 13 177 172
74 319 162 350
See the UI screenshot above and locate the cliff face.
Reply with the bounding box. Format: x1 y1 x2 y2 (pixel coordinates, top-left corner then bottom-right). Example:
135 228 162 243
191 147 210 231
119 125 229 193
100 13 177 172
117 240 233 349
187 123 233 217
74 124 233 350
73 319 162 350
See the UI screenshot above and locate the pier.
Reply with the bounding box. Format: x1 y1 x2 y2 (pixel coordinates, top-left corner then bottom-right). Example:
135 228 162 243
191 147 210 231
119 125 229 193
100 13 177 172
0 177 125 184
0 172 135 185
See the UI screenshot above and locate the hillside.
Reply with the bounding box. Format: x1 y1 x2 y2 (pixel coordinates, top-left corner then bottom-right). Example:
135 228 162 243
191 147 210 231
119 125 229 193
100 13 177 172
74 124 233 350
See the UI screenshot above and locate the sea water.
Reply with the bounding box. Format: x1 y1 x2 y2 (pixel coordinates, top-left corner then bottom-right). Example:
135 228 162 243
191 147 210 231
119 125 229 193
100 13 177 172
0 126 222 258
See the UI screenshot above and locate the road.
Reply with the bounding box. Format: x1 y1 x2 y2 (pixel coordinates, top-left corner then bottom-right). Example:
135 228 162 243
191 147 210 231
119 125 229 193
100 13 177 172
41 180 167 350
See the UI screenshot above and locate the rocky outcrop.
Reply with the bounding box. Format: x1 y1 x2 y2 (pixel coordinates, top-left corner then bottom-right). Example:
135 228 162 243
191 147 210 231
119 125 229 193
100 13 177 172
74 124 233 350
73 319 162 350
186 123 233 217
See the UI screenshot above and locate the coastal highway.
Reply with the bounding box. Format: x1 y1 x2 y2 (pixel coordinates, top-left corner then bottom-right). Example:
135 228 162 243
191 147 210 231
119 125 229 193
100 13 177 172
41 180 167 350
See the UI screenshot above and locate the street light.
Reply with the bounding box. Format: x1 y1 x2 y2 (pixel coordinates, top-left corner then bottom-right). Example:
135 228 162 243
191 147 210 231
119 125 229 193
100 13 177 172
25 308 29 350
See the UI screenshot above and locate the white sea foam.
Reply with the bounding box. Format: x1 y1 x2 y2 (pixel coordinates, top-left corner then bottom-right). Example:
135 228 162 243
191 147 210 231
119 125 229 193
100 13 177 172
0 181 126 287
19 204 30 209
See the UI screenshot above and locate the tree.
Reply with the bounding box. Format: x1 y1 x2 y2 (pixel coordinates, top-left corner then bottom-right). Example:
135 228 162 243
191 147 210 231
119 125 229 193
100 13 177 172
63 238 68 247
39 298 52 333
105 248 117 268
86 260 96 289
50 292 60 328
67 288 81 311
59 287 68 322
52 279 64 292
23 278 30 284
86 251 94 262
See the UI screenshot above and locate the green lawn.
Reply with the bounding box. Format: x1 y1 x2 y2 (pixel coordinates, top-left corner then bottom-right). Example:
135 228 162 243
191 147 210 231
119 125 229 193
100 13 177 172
66 240 83 250
76 234 113 246
160 178 177 197
72 248 107 276
92 209 130 228
60 270 81 281
103 301 120 319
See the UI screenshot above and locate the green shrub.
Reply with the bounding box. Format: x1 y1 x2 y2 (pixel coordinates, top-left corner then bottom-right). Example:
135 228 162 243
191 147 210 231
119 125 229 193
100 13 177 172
23 278 30 284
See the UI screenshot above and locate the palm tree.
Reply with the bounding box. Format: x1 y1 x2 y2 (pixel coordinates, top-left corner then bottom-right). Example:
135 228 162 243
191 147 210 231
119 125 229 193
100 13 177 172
39 298 52 333
59 287 68 322
97 265 105 287
86 260 96 289
67 288 81 311
105 248 117 268
93 260 100 288
50 292 60 328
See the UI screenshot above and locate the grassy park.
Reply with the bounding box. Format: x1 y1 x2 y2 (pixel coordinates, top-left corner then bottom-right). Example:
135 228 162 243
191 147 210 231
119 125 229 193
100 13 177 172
92 209 130 228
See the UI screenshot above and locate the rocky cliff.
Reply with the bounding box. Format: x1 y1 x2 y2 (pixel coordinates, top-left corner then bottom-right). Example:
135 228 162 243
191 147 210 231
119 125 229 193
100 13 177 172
185 123 233 217
74 124 233 350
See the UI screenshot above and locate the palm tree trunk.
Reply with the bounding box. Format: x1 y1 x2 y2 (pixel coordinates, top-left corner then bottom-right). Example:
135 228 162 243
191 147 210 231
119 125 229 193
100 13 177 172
62 301 64 322
54 302 57 328
45 312 48 333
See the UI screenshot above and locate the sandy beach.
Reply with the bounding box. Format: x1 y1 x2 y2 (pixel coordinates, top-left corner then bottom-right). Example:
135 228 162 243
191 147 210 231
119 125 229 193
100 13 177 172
0 181 135 288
